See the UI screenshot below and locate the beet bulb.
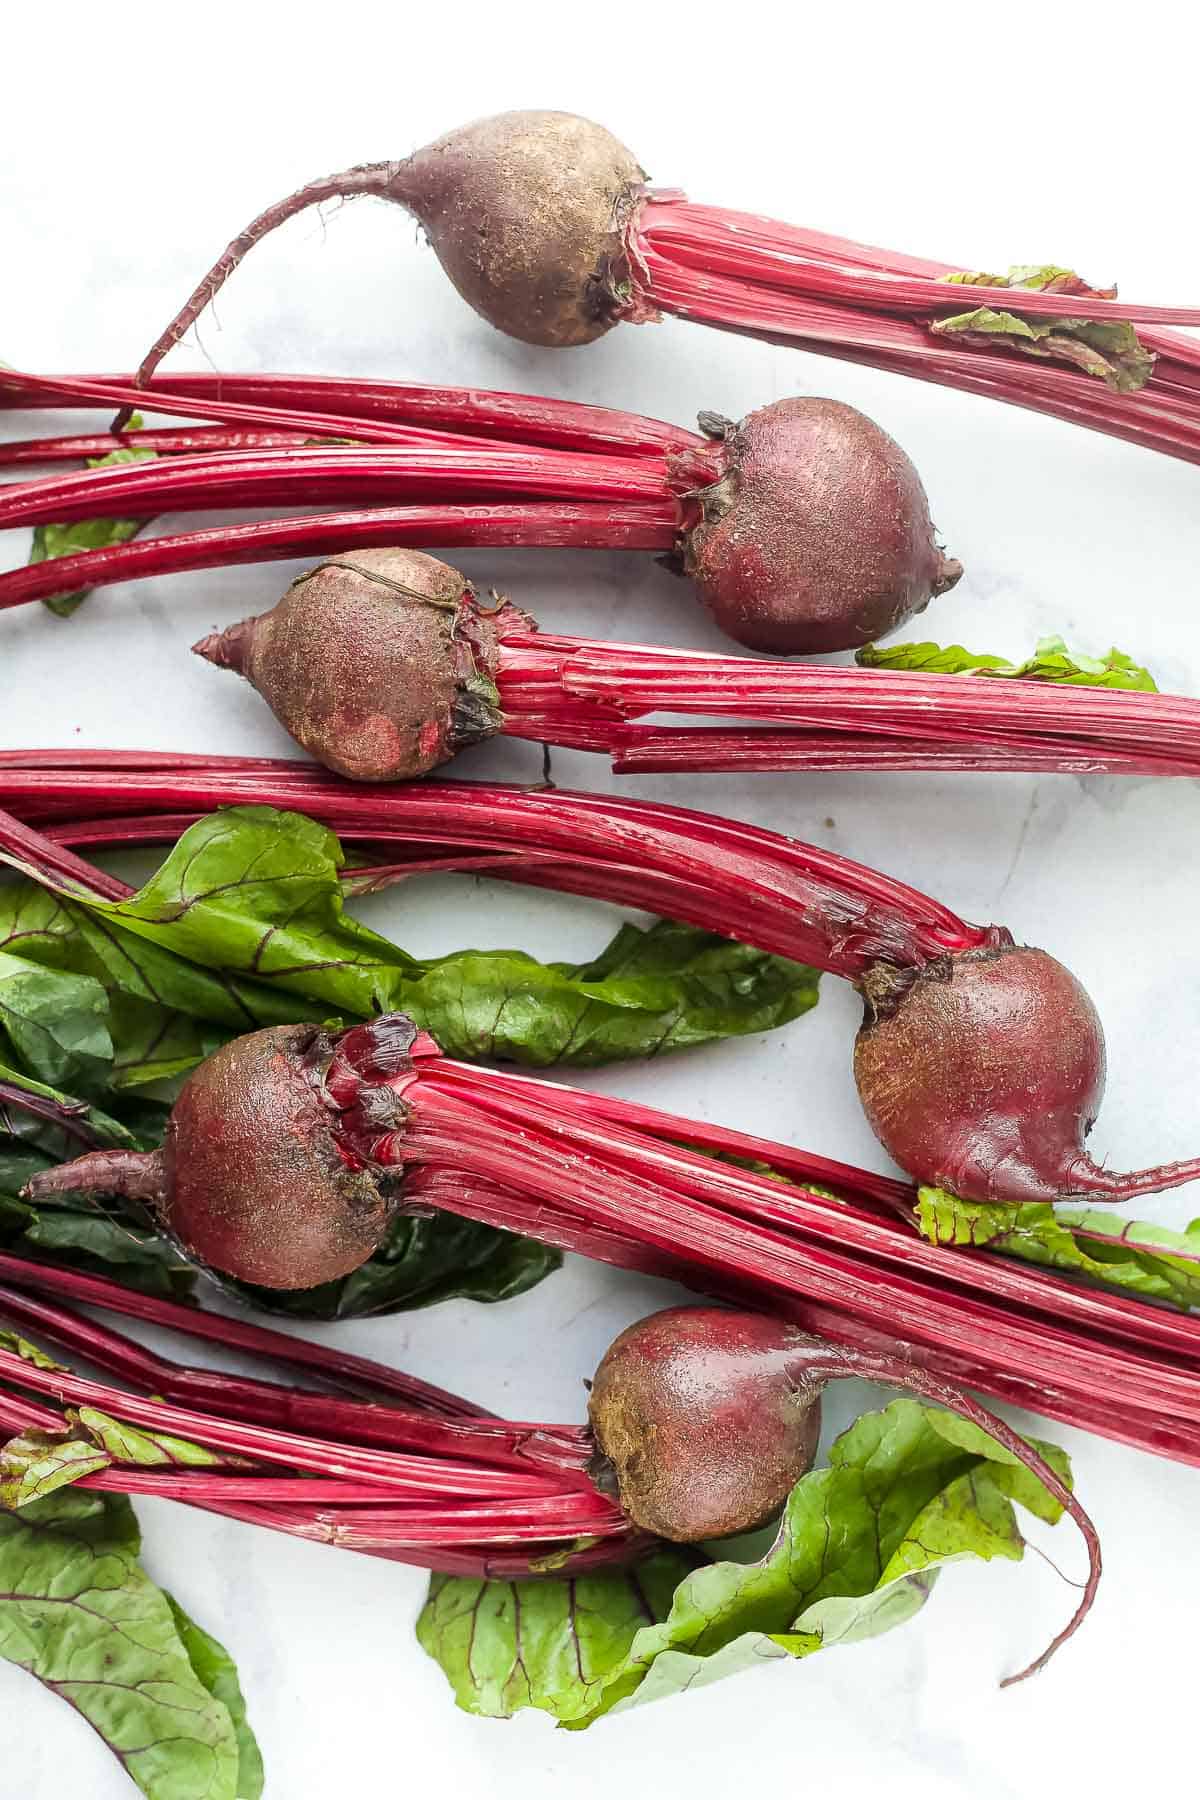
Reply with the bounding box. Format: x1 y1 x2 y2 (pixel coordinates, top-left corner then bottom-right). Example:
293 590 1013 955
588 1304 1100 1683
854 940 1200 1205
121 110 641 409
671 398 961 653
22 1017 415 1287
195 548 515 781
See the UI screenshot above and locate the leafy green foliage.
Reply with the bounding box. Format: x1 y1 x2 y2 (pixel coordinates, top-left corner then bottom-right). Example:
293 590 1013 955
932 268 1154 391
238 1210 561 1320
28 419 157 617
165 1598 265 1800
0 804 817 1313
857 633 1158 690
418 1400 1073 1726
916 1186 1200 1308
0 1487 255 1797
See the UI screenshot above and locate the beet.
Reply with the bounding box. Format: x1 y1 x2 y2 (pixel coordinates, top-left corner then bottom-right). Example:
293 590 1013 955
122 111 642 410
855 940 1200 1203
194 547 514 780
393 111 643 347
25 1020 410 1287
587 1305 822 1541
589 1303 1100 1681
672 399 961 653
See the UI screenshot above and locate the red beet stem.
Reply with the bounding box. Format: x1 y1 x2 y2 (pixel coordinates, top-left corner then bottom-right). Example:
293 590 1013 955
632 200 1200 324
403 1163 1200 1469
0 443 671 530
491 635 1200 777
390 1067 1200 1429
0 503 676 612
0 1280 593 1479
0 368 484 451
625 198 1200 466
0 1334 587 1501
0 1252 482 1419
0 765 988 977
0 425 315 468
0 369 701 458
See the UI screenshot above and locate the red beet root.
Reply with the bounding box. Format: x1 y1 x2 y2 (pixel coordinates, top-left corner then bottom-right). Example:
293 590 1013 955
672 399 960 653
587 1306 823 1540
26 1021 409 1286
195 548 514 780
854 941 1200 1204
122 110 640 403
589 1304 1099 1682
7 378 959 657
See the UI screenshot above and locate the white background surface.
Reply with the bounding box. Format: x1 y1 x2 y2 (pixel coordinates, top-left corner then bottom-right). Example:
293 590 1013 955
3 6 1200 1794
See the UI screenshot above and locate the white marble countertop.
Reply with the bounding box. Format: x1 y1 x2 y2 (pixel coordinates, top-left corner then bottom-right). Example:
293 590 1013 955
3 8 1199 1794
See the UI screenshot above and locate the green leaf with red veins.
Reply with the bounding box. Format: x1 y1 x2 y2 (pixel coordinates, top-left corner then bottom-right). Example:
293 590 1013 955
418 1399 1074 1726
29 418 157 618
72 1408 242 1471
857 633 1158 689
36 805 820 1067
0 1487 243 1797
916 1185 1200 1309
932 267 1154 390
0 1430 110 1508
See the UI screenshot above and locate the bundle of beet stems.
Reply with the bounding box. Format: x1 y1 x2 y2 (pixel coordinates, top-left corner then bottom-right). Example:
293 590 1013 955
3 371 1200 776
103 109 1200 466
2 761 1200 1489
0 1243 1107 1685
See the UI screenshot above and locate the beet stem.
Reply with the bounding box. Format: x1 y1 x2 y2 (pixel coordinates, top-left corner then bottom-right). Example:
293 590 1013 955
0 368 703 458
626 198 1200 466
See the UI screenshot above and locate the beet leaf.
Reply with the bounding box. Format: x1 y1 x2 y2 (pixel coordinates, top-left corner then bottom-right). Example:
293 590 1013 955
0 1486 253 1798
8 805 820 1068
418 1399 1074 1726
917 1186 1200 1309
857 634 1158 690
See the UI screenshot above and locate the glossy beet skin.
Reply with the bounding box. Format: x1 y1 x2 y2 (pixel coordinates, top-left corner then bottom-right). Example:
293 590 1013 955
195 548 515 781
672 399 961 654
854 941 1200 1204
588 1306 822 1541
22 1019 414 1288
